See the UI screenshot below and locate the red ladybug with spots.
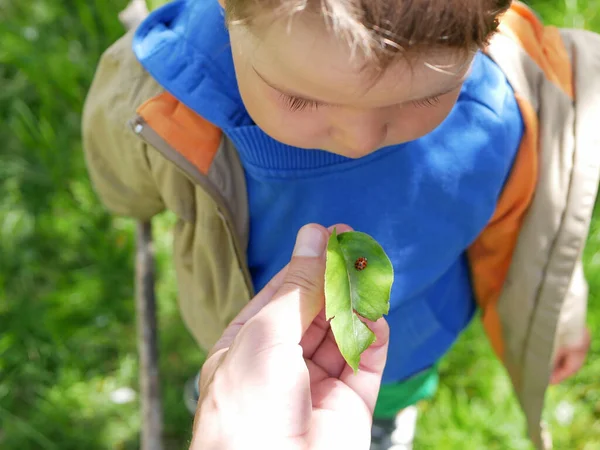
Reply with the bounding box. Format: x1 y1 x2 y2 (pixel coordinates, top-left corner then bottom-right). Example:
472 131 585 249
354 257 368 271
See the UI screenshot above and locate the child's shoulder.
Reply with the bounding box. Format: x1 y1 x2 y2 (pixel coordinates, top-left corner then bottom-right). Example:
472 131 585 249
87 29 161 126
449 51 523 155
459 51 518 120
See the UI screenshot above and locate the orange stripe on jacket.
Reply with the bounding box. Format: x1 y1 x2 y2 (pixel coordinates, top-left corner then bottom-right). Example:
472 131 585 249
467 96 538 358
137 92 222 174
499 2 574 98
469 2 574 359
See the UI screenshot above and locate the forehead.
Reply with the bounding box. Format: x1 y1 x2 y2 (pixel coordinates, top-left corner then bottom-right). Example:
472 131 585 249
231 13 474 107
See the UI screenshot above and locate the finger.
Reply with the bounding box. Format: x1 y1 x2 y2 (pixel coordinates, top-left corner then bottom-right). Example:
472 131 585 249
550 331 591 385
210 223 353 359
550 351 579 384
339 316 390 413
209 223 351 358
309 327 348 377
207 263 289 359
550 350 587 384
237 224 329 350
197 348 227 404
199 265 291 410
237 223 353 352
297 223 353 358
305 222 357 374
213 224 329 439
328 223 354 234
549 351 568 385
299 309 330 358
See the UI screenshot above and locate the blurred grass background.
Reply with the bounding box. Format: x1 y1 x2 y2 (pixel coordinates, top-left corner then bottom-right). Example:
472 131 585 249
0 0 599 449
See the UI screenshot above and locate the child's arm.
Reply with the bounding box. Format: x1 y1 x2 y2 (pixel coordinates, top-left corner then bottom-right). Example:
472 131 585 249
82 35 164 220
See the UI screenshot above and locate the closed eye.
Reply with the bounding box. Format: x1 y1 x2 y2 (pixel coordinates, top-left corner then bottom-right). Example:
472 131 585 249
279 93 323 112
280 93 442 112
411 95 441 108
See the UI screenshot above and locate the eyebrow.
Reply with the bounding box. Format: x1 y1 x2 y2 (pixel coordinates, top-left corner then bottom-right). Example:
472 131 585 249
253 66 467 107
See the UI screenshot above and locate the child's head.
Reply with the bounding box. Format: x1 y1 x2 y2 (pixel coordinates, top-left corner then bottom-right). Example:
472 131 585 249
222 0 510 157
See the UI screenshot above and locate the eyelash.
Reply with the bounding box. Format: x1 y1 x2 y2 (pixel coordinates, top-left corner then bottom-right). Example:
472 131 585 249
279 93 442 112
280 94 321 112
411 96 441 108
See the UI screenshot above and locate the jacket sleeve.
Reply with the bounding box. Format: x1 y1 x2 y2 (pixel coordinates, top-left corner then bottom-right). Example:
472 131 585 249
553 260 588 356
551 27 600 353
81 32 165 220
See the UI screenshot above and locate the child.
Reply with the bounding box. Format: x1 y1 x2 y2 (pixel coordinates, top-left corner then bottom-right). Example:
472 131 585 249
82 0 600 448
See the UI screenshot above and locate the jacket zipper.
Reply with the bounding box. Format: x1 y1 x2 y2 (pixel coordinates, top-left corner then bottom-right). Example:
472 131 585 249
129 115 255 297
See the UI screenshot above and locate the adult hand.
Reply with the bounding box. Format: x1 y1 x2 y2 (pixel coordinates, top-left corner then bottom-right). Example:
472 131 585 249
189 223 390 450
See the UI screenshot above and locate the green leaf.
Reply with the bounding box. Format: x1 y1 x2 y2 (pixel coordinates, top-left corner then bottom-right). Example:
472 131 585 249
324 228 393 373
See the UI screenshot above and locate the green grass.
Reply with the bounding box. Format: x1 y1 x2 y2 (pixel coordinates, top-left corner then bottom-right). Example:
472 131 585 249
0 0 599 449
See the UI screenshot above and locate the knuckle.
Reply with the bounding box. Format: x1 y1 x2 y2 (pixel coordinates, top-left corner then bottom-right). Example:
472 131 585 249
282 264 322 294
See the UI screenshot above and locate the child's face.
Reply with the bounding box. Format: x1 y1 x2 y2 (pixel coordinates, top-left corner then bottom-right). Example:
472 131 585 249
229 14 474 158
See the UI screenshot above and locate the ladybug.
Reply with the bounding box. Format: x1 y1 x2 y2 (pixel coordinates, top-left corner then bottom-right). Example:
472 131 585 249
354 257 368 271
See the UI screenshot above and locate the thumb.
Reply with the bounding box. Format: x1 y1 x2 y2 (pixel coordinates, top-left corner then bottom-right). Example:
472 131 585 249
196 225 328 414
239 224 329 348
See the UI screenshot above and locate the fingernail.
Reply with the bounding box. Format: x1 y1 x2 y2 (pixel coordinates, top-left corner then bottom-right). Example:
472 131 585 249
293 225 326 257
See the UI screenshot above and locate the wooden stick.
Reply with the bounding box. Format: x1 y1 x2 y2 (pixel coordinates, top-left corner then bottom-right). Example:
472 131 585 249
119 5 162 449
135 220 163 450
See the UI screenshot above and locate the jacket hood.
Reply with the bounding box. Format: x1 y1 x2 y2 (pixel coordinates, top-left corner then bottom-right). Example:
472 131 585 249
132 0 251 129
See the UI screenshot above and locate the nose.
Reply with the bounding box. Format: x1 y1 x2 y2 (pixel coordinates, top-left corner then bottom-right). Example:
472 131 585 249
330 111 388 155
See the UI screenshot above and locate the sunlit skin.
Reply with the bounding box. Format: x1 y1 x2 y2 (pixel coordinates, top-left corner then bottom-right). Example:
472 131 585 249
227 12 474 158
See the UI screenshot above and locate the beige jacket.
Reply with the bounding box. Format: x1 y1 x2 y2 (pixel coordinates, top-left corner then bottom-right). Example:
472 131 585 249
81 3 600 448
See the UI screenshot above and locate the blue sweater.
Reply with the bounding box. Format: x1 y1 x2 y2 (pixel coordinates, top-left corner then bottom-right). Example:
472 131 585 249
134 0 524 384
